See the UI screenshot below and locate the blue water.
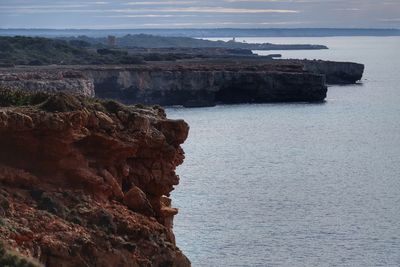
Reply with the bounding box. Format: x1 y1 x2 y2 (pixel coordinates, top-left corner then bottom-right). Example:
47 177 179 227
167 37 400 267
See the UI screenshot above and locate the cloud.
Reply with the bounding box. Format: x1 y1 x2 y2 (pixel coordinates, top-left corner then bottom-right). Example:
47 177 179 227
140 21 305 26
0 4 89 9
74 20 311 29
95 14 196 18
120 7 300 13
334 8 361 11
223 0 334 2
0 0 399 29
0 6 299 14
125 1 198 5
379 18 400 22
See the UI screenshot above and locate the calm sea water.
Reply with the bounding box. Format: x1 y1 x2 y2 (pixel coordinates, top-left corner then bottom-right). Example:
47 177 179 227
167 37 400 267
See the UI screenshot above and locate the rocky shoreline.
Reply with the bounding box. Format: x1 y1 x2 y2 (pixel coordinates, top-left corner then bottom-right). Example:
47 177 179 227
0 36 365 267
0 92 190 267
0 58 364 107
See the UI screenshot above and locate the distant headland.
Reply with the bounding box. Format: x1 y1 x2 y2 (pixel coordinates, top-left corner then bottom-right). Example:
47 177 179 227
0 35 364 107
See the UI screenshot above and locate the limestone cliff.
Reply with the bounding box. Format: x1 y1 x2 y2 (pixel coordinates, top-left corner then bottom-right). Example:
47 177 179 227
0 71 95 97
0 57 364 107
0 92 190 267
292 59 365 84
85 66 327 106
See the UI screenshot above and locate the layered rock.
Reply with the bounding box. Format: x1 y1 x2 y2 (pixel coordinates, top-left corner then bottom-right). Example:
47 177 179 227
0 92 190 267
86 65 327 106
292 59 365 84
0 71 95 97
0 56 364 107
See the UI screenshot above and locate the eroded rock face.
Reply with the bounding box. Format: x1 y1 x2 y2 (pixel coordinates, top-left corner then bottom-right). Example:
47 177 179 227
0 61 329 107
295 60 365 84
84 63 327 106
0 58 364 107
0 71 95 97
0 93 190 267
89 69 327 106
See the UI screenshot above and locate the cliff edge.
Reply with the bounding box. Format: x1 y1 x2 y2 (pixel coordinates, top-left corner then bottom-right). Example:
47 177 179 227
296 60 364 84
0 91 190 267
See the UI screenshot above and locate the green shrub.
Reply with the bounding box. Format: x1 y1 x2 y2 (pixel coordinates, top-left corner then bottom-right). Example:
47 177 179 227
0 36 144 66
0 90 148 116
97 48 127 56
39 93 82 112
100 99 125 113
0 242 43 267
0 90 49 107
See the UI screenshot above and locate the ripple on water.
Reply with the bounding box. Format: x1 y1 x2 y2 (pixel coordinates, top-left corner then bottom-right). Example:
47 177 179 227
167 37 400 267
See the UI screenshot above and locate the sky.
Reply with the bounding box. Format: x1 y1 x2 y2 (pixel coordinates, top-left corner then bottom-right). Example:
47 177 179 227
0 0 400 29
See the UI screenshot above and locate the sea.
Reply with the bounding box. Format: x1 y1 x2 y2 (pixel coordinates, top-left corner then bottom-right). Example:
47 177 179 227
166 37 400 267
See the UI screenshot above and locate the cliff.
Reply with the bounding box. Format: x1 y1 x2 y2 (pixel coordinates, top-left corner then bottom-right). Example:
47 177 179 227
290 59 365 84
0 57 364 107
86 59 362 106
0 70 95 97
85 64 327 106
0 92 191 267
1 60 328 107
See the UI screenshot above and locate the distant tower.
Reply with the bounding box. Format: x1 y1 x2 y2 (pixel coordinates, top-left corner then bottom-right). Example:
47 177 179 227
107 35 116 47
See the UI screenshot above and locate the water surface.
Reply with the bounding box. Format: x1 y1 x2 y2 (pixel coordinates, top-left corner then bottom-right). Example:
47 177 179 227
167 37 400 267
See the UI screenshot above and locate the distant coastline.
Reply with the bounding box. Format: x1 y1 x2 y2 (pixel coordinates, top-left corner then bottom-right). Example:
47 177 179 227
0 28 399 38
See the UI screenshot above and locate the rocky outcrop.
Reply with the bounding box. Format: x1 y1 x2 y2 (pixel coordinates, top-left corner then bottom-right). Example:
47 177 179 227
1 56 365 107
0 93 190 267
291 59 365 84
0 71 95 97
85 65 327 106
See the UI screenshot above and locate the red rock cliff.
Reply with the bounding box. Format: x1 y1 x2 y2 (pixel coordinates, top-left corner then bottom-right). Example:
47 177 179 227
0 92 190 267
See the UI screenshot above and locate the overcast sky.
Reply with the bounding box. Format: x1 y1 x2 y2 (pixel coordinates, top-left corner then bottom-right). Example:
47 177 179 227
1 0 400 29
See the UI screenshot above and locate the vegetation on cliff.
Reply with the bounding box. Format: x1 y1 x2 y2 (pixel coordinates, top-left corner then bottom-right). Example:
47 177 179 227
0 91 190 266
62 34 328 50
0 90 49 107
0 36 213 66
0 242 42 267
0 36 143 66
0 89 147 113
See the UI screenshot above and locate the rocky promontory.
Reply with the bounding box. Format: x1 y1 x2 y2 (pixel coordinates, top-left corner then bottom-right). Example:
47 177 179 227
0 60 328 107
0 57 364 107
0 36 364 107
288 59 365 84
0 92 190 267
85 61 327 106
